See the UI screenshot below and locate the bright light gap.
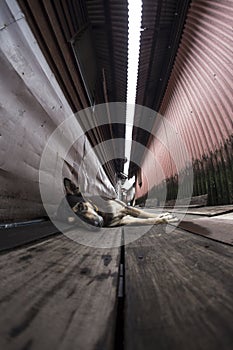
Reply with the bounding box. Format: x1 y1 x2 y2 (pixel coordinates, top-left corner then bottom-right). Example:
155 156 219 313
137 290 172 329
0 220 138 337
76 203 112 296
124 0 142 176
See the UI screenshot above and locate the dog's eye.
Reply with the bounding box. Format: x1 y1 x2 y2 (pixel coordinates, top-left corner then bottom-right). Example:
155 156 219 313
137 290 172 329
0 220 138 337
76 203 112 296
77 203 85 212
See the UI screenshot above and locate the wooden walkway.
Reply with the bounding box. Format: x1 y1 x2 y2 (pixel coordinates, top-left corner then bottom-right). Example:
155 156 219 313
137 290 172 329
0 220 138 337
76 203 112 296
0 231 121 350
0 224 232 350
124 226 233 350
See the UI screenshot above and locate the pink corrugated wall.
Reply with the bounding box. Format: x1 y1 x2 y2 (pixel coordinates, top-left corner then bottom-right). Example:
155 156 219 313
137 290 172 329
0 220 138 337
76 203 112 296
137 0 233 205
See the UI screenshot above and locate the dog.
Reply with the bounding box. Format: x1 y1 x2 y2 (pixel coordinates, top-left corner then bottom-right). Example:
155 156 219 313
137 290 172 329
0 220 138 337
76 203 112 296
62 178 178 228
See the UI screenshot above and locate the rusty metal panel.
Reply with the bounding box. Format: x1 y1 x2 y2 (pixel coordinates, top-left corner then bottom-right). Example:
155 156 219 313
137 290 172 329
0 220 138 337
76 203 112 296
71 25 98 106
136 0 233 205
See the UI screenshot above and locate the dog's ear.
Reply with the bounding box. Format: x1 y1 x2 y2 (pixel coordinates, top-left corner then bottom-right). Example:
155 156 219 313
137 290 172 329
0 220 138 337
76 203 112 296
64 178 81 195
64 178 73 195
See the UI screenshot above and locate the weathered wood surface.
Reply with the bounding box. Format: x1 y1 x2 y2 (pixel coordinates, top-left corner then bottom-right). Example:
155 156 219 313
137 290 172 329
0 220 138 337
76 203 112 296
179 217 233 245
0 230 122 350
124 225 233 350
173 205 233 217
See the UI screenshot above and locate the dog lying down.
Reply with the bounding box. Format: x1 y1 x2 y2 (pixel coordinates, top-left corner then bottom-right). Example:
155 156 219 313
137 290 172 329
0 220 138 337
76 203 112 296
61 178 178 228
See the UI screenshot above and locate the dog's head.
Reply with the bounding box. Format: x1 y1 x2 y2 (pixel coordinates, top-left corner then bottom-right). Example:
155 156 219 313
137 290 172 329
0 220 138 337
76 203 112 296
64 178 81 196
72 200 104 227
64 178 104 228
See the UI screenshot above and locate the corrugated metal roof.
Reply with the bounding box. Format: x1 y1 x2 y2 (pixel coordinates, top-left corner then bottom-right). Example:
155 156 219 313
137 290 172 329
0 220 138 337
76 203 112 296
18 0 128 177
136 0 191 109
129 0 191 177
86 0 128 103
86 0 128 173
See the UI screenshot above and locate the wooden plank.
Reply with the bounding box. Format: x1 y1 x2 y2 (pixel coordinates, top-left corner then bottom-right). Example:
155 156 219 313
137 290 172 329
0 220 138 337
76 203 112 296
179 216 233 246
159 194 209 209
0 229 122 350
124 225 233 350
175 205 233 217
0 221 59 252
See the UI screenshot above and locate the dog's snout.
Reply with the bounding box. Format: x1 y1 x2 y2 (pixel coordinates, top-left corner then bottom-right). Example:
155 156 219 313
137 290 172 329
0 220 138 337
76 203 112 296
95 216 104 227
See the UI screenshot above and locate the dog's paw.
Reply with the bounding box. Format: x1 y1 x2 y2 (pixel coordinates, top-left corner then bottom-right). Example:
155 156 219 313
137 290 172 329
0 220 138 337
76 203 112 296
159 212 178 223
158 212 172 219
166 216 179 224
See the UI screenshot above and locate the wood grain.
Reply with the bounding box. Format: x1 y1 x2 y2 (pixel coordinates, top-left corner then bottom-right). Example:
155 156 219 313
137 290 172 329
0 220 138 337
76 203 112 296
0 230 121 350
124 225 233 350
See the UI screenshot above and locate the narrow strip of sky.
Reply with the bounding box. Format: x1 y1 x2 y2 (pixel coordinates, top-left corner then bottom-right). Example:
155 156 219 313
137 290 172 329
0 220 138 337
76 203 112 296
124 0 142 175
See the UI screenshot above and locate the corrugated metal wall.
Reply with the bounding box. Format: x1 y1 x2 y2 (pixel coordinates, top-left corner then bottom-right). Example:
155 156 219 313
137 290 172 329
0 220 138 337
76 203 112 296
137 0 233 205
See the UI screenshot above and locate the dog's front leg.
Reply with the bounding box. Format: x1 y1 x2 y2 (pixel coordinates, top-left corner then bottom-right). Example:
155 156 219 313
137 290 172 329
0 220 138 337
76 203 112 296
119 213 178 226
125 206 161 219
